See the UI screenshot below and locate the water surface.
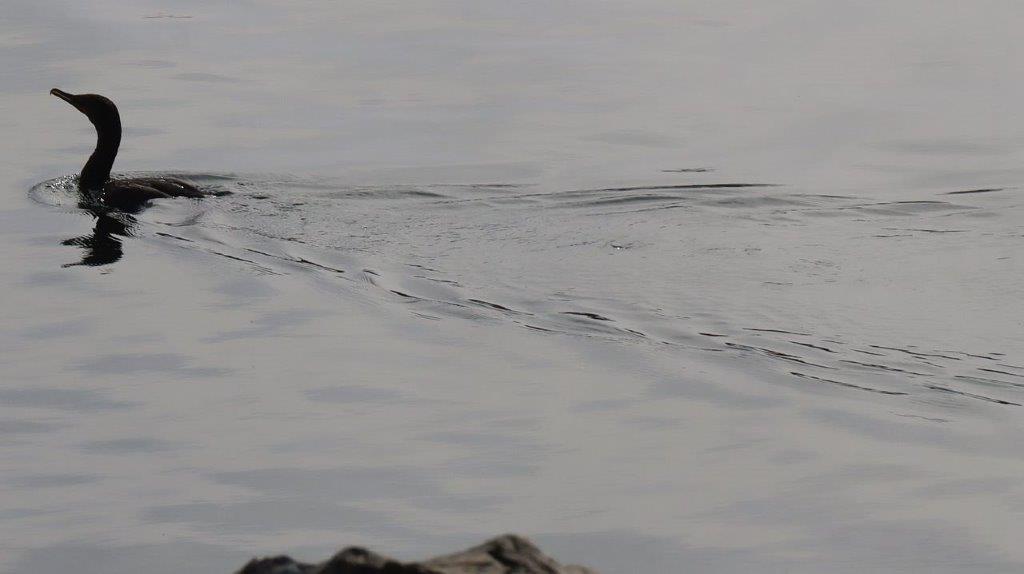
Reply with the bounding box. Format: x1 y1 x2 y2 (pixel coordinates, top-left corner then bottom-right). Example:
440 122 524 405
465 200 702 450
2 2 1023 573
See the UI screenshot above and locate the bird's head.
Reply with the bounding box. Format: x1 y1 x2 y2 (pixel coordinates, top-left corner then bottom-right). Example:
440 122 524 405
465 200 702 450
50 89 121 134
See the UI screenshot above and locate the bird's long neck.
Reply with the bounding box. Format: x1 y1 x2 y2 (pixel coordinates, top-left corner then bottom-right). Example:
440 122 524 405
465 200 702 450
79 117 121 191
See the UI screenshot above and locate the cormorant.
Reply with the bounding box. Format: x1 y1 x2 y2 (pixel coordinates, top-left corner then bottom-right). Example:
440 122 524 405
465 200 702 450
51 88 212 212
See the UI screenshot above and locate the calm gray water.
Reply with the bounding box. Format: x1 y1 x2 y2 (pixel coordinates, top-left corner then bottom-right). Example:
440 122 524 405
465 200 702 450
2 2 1024 573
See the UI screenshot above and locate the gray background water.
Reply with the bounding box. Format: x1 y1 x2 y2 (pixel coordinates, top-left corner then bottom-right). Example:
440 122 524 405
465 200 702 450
2 1 1023 573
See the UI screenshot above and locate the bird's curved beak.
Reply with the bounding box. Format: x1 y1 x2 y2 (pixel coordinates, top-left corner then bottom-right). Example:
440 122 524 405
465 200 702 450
50 88 78 108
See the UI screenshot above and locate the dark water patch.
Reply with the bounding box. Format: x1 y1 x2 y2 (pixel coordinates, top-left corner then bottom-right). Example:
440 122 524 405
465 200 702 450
793 193 859 200
662 168 713 173
954 375 1024 390
895 413 950 423
290 255 347 274
562 311 612 321
240 247 279 259
883 227 969 234
196 248 283 275
159 172 240 183
851 201 975 216
417 275 462 286
574 190 806 210
924 385 1021 407
154 212 206 228
589 183 776 193
977 368 1024 378
704 195 809 209
154 232 194 242
335 187 450 200
440 183 527 188
840 360 931 377
430 183 529 192
499 182 779 212
745 327 812 336
524 313 648 341
790 371 908 396
379 287 492 322
565 193 697 208
609 241 640 250
583 202 691 216
726 342 834 369
467 298 530 315
869 345 961 361
945 188 1005 195
790 341 837 353
956 351 1006 361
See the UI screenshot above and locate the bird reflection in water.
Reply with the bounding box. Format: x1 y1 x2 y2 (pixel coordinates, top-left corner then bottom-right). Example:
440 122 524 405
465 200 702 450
61 206 136 267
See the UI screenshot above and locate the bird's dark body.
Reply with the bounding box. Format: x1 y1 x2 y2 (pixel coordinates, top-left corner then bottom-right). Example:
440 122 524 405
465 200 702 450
51 88 213 212
100 176 205 211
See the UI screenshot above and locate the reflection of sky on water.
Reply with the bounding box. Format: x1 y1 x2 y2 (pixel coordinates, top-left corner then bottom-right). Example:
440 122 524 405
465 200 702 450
1 1 1024 573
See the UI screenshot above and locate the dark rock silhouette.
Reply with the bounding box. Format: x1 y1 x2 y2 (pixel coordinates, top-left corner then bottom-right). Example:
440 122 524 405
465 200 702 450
236 534 598 574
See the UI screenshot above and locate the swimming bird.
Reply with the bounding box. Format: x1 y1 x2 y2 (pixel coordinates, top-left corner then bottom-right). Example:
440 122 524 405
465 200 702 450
51 88 211 212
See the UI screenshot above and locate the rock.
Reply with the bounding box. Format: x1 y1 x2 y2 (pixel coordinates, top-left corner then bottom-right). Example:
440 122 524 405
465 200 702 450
235 534 598 574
